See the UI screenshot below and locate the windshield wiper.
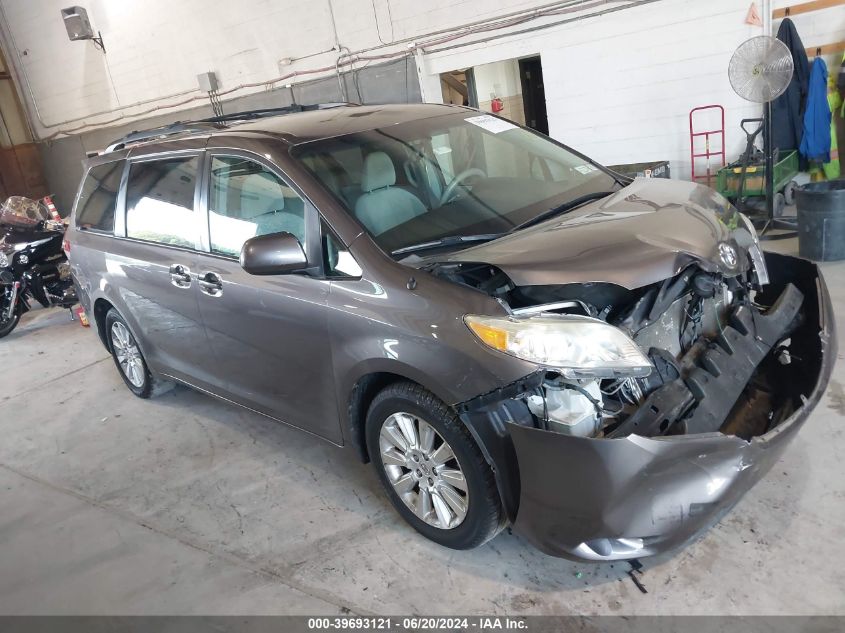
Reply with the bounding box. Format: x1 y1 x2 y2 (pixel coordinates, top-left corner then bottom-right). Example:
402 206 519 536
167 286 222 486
508 191 616 234
392 233 503 257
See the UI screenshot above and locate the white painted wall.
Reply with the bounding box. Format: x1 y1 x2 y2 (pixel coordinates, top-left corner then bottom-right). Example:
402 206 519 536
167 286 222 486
473 59 522 102
0 0 573 140
421 0 780 180
772 0 845 72
472 58 526 125
2 0 842 181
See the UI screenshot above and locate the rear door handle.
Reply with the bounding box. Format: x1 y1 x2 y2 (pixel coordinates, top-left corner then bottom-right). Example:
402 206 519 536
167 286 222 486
198 271 223 297
169 264 192 288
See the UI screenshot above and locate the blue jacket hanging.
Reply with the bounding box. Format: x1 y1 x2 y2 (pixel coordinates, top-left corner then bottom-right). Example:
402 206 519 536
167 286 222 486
799 57 831 162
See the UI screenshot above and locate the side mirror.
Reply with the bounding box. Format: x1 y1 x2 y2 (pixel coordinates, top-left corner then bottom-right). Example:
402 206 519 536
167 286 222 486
240 232 307 275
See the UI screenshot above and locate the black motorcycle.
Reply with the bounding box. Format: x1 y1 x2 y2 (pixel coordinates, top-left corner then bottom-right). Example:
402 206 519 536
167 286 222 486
0 196 77 339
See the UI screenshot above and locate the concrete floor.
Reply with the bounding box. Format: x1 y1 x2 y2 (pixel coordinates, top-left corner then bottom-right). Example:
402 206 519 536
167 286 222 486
1 236 844 616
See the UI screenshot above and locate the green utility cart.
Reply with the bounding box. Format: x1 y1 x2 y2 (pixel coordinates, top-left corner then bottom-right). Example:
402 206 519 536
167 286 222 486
715 149 799 217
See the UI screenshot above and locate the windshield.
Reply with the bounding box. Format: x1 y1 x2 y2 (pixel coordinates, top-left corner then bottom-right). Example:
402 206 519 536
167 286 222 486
292 111 618 256
0 196 50 228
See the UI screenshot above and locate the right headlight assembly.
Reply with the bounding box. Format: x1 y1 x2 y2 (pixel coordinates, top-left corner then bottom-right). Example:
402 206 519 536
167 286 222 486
465 313 653 380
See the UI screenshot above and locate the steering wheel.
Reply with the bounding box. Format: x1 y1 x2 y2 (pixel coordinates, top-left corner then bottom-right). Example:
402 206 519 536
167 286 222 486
439 168 486 206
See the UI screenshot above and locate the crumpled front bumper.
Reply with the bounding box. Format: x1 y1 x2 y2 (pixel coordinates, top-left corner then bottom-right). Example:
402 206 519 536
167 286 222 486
467 253 836 561
509 411 805 560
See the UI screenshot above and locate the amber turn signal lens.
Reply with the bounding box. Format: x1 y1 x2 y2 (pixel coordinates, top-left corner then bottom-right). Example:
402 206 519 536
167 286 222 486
466 320 508 351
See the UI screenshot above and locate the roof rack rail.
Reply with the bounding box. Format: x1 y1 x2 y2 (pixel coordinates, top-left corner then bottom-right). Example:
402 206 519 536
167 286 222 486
104 121 217 153
199 102 354 125
103 102 357 153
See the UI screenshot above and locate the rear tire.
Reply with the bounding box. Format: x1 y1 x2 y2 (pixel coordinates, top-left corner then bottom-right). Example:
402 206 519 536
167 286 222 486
365 381 503 550
105 308 169 398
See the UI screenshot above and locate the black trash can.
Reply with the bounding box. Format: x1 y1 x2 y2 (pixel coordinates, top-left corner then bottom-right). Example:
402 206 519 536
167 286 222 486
796 180 845 261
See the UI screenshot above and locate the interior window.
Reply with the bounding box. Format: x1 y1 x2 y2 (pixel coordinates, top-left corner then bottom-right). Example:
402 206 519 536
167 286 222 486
208 156 306 257
75 160 125 232
126 157 199 248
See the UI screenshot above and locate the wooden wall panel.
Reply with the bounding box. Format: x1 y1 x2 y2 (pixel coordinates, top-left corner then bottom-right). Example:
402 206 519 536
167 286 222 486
773 0 845 19
12 144 47 197
0 144 48 201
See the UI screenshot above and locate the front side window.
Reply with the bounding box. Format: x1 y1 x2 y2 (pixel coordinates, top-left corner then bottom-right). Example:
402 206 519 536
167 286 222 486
322 222 361 278
75 160 125 232
293 112 618 256
208 156 306 258
126 157 199 248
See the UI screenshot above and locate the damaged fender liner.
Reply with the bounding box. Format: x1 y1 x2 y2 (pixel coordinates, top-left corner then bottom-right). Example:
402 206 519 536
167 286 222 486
457 371 545 523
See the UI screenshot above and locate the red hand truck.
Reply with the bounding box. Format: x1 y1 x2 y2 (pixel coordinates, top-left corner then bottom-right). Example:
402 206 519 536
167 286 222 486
689 105 725 187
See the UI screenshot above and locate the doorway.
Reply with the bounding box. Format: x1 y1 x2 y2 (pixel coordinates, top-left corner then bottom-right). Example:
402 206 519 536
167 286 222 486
518 56 548 135
439 69 477 107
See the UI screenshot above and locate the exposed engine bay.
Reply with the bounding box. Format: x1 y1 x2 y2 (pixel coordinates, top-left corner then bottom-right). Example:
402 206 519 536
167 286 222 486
428 247 808 442
404 176 833 560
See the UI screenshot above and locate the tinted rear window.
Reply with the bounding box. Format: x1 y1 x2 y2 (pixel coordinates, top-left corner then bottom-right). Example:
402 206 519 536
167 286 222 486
75 160 125 232
125 157 199 248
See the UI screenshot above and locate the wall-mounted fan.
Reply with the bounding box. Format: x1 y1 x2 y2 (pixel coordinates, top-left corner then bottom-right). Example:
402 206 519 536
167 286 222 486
728 35 795 236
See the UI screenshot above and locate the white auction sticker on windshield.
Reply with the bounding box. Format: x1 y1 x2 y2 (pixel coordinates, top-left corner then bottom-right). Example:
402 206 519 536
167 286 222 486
464 115 517 134
574 164 598 174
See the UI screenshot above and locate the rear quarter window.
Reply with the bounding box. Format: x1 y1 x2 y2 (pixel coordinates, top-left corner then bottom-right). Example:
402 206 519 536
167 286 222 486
75 160 125 232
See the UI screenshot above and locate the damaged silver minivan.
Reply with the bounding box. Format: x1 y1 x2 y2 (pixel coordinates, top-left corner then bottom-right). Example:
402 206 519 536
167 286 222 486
66 103 835 561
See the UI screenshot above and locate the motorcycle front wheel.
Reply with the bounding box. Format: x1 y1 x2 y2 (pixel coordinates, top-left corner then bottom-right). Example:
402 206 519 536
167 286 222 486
0 310 20 339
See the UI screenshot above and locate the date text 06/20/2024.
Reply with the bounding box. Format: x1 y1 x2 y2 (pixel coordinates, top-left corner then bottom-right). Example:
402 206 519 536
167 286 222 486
307 617 528 630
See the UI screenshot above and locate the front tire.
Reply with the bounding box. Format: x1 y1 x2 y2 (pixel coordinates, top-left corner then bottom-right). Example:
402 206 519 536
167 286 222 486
0 311 20 339
366 382 503 550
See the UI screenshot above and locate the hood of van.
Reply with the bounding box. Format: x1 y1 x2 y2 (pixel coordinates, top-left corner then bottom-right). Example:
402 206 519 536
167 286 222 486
436 178 751 289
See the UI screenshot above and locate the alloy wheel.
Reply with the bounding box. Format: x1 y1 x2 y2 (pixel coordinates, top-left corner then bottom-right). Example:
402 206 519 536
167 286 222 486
378 412 469 530
110 321 145 388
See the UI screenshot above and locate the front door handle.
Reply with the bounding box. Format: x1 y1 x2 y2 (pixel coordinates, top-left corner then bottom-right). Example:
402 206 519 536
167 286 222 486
169 264 192 288
198 271 223 297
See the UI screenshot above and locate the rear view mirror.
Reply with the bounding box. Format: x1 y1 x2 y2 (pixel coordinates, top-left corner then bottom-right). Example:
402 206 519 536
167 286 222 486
240 232 307 275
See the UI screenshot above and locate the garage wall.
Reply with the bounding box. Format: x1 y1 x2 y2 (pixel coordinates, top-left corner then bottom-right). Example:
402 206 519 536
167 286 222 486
0 0 570 141
421 0 772 180
35 56 419 211
2 0 839 202
474 59 525 126
0 0 570 206
772 0 845 73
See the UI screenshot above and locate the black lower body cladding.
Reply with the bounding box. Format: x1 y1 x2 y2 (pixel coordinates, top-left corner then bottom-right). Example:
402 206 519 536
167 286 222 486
461 252 835 561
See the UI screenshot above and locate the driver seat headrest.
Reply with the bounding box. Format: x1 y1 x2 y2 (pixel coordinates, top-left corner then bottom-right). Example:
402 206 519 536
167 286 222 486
361 152 396 192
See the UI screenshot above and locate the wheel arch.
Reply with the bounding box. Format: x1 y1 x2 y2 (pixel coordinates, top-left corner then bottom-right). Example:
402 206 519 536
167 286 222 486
344 365 526 526
346 370 416 464
92 297 114 351
344 358 480 464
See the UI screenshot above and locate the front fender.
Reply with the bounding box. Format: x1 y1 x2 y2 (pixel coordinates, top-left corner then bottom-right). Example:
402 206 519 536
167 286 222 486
326 263 536 453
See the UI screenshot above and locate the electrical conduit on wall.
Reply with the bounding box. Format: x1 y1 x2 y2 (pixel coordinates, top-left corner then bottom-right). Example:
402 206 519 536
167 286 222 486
0 0 663 141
